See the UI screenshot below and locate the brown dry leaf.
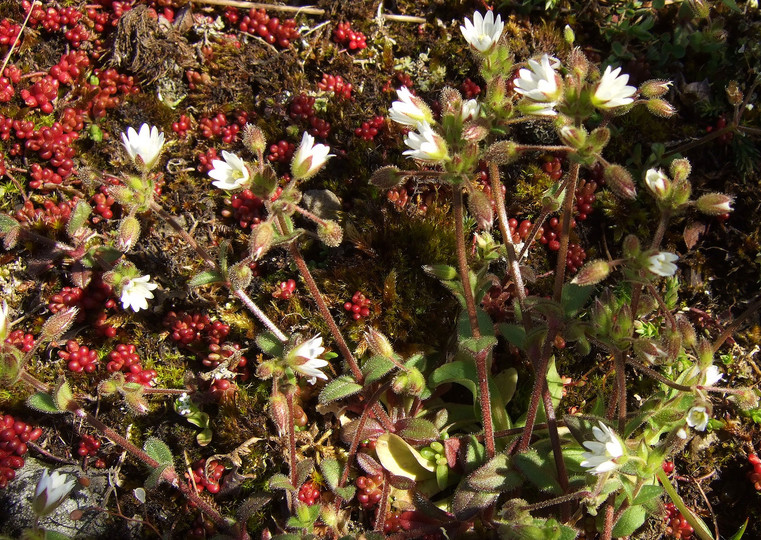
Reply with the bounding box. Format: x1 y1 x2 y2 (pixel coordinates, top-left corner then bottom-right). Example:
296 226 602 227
683 221 707 250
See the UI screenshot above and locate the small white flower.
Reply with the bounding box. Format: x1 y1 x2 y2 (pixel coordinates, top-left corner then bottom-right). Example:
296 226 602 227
459 10 504 53
389 86 434 127
703 365 724 387
403 121 449 162
120 275 158 312
289 335 329 384
592 66 637 109
580 421 625 474
209 151 250 190
291 132 333 180
121 124 165 171
677 427 688 439
644 168 670 198
647 252 679 277
461 99 480 122
176 393 193 416
32 469 76 517
514 54 562 104
0 300 8 341
686 406 710 431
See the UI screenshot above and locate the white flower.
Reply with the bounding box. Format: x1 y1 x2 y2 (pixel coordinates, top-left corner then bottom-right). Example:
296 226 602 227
703 365 724 387
121 124 165 171
592 66 637 109
289 335 329 384
120 275 158 312
176 393 193 416
403 121 449 162
32 469 76 517
677 427 688 439
644 168 670 198
459 10 504 53
291 132 333 180
647 252 679 277
461 99 480 121
209 151 250 190
0 300 8 341
389 86 434 127
686 406 710 431
514 54 562 104
580 421 625 474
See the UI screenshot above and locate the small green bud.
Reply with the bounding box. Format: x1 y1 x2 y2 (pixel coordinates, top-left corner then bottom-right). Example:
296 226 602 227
392 367 425 396
117 215 141 253
669 158 692 184
440 86 463 117
646 98 676 118
696 193 734 215
228 261 253 291
365 328 395 358
423 264 457 281
587 127 610 152
697 338 714 368
676 315 697 348
243 124 266 155
604 164 637 200
563 25 575 45
571 259 611 286
567 47 588 79
249 221 274 260
558 124 587 149
467 189 494 230
484 140 520 165
40 307 78 342
639 80 672 99
317 219 343 247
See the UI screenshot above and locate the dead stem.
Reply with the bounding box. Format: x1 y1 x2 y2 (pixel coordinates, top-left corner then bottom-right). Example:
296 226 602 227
711 293 761 354
190 0 325 16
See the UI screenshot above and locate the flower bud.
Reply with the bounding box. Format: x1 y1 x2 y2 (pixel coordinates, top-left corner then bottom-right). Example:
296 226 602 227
558 124 588 149
256 359 276 380
696 193 734 215
564 25 575 45
317 219 343 247
622 234 640 258
370 166 404 189
484 140 520 164
670 178 692 208
604 164 637 200
117 215 141 253
567 47 588 79
676 315 697 348
467 189 494 230
462 122 489 143
365 328 395 358
571 259 611 285
669 158 692 184
109 185 136 207
697 338 714 368
249 221 274 260
392 367 425 396
440 86 463 117
0 346 23 385
587 127 610 152
32 469 75 517
243 124 266 155
646 98 676 118
639 80 672 98
250 165 278 199
644 168 671 200
268 392 289 436
229 261 253 291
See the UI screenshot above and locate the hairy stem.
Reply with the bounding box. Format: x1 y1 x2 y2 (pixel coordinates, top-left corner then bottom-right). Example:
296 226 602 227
614 351 626 432
712 293 761 354
552 162 580 303
286 391 298 488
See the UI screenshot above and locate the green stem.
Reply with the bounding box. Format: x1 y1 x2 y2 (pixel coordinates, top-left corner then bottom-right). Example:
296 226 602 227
656 468 714 540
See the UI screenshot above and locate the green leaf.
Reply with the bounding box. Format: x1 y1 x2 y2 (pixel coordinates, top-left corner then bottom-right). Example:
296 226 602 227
269 473 295 492
362 354 397 384
632 484 663 506
496 323 526 349
319 458 341 490
144 463 169 489
729 519 748 540
53 379 74 412
460 335 498 357
451 484 499 521
429 361 477 398
720 0 741 12
188 270 226 288
286 501 320 530
26 392 64 414
467 452 521 492
143 437 173 465
66 200 92 238
0 213 20 233
237 493 271 523
318 375 363 405
375 433 435 481
395 418 439 444
296 458 314 488
256 331 284 357
196 428 213 446
422 264 457 281
335 485 356 500
611 505 646 537
514 450 562 495
656 467 714 540
561 283 594 316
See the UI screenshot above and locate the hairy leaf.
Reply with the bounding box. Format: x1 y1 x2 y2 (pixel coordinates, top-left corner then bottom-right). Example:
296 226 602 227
144 437 173 465
318 375 362 405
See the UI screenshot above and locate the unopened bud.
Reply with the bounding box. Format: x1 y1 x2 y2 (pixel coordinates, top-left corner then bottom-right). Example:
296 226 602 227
109 185 136 207
644 168 671 200
726 81 743 107
268 392 289 436
250 165 278 199
243 124 266 155
484 140 520 165
587 127 610 152
676 315 697 348
564 25 575 45
467 190 494 230
365 328 395 358
41 307 78 342
697 338 714 368
646 98 676 118
640 80 672 99
440 86 463 116
392 368 425 396
256 359 276 380
696 193 734 215
670 178 692 208
463 122 489 143
669 158 692 184
117 216 141 252
571 259 611 285
567 47 588 79
229 261 253 291
249 221 274 260
0 347 23 385
317 219 343 247
370 166 404 189
558 124 587 149
623 234 641 259
604 164 637 200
